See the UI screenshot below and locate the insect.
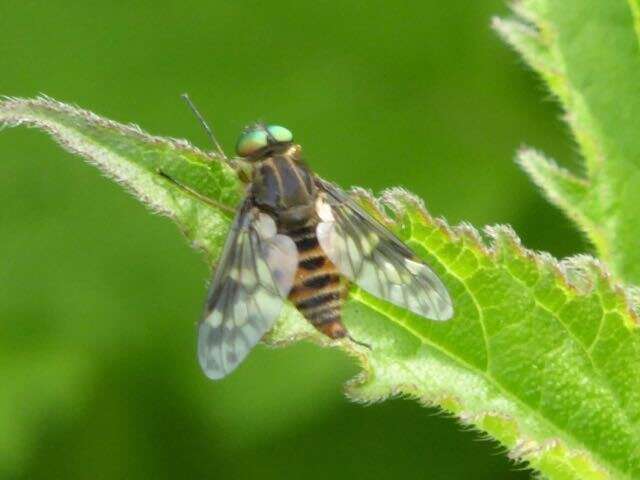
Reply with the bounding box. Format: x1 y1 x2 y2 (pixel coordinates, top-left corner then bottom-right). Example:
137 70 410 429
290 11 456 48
165 99 453 379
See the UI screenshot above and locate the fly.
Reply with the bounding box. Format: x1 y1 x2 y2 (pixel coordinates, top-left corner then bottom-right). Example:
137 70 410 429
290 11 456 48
164 96 454 380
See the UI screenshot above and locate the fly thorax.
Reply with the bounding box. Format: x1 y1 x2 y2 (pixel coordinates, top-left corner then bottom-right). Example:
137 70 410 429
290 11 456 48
278 204 316 228
252 155 317 226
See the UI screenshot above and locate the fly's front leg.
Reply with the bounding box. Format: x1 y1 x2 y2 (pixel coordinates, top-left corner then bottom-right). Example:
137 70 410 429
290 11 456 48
156 169 236 215
232 158 253 184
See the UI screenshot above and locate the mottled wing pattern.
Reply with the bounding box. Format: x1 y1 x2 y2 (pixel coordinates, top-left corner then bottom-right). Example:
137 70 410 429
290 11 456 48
315 178 453 321
198 200 298 379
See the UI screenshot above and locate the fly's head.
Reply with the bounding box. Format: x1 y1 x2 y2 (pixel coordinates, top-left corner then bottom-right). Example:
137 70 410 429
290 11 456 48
236 123 294 159
234 123 302 181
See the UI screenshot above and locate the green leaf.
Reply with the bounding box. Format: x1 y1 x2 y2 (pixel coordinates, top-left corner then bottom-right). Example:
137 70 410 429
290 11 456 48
494 1 640 285
0 95 242 262
516 148 607 254
2 97 640 479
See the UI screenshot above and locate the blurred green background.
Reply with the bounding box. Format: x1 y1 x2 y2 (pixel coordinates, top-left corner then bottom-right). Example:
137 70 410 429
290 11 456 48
0 1 586 479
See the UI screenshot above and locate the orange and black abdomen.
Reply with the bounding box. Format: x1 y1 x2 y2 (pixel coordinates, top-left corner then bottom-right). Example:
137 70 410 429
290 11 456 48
285 224 347 339
252 151 346 338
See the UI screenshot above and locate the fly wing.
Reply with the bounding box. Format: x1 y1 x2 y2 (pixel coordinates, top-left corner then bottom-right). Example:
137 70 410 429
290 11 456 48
315 178 453 321
198 199 298 380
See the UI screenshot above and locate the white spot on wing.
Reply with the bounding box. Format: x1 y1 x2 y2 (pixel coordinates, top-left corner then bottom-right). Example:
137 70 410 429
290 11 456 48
384 262 403 284
255 212 277 238
234 302 249 326
362 233 378 255
316 196 335 222
234 335 247 356
405 259 423 275
263 235 297 296
207 311 222 328
346 237 360 263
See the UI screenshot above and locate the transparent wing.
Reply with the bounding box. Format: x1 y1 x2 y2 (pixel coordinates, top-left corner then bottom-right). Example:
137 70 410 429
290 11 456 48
198 200 298 380
315 178 453 321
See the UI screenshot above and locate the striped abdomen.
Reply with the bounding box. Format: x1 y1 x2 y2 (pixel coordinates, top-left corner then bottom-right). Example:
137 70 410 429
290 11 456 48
286 224 347 339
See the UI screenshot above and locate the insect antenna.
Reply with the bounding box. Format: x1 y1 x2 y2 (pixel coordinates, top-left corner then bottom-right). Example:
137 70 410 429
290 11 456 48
181 93 228 162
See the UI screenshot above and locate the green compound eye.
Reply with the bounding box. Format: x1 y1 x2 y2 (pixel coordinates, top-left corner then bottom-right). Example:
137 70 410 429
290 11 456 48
266 125 293 143
236 128 268 157
235 125 294 157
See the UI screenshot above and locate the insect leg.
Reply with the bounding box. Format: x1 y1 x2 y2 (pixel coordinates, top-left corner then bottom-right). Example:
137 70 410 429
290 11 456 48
157 169 236 215
347 334 372 350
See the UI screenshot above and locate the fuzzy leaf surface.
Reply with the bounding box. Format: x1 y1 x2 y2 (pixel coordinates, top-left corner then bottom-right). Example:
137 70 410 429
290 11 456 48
494 0 640 284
